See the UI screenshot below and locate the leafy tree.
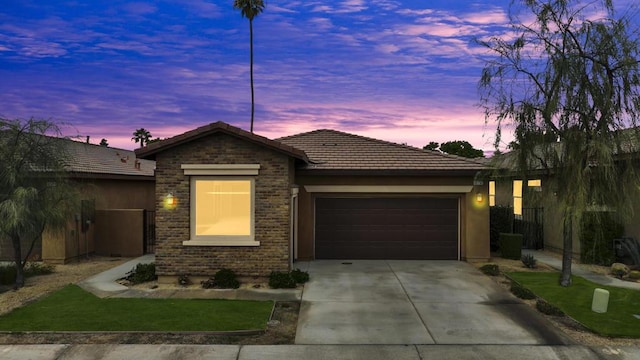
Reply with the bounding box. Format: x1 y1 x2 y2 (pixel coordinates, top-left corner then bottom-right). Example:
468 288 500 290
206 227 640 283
423 141 440 151
479 0 640 286
233 0 265 133
131 128 152 148
0 118 78 288
439 141 485 158
99 138 109 147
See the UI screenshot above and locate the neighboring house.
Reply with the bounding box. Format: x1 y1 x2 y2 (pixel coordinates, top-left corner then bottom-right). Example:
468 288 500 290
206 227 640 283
136 121 490 282
0 138 156 263
489 144 640 258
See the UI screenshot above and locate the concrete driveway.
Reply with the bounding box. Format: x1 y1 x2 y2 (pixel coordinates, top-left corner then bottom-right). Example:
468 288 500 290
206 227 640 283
295 260 573 345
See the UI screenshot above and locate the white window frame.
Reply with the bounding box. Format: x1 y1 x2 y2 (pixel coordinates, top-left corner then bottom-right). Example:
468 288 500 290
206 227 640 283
181 164 260 247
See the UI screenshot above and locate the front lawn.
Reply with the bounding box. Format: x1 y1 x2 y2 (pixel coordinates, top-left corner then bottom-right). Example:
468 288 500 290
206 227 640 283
0 285 273 332
508 272 640 338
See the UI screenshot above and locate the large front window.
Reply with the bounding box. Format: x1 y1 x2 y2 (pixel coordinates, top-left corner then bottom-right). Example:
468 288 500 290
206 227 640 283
187 177 257 246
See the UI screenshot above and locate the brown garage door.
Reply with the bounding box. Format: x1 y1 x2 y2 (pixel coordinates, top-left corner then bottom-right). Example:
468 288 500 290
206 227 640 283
315 197 458 260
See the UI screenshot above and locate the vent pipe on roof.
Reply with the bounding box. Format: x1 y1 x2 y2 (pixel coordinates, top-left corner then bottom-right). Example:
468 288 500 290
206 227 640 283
86 136 90 144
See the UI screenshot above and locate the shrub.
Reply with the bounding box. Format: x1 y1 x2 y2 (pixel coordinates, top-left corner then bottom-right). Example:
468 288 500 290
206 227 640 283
126 263 156 284
490 206 513 251
499 233 523 260
0 262 55 285
290 269 310 284
535 299 564 316
177 274 191 286
611 263 630 279
510 281 536 299
479 264 500 276
629 270 640 280
213 268 240 289
521 254 537 269
269 271 297 289
580 212 623 266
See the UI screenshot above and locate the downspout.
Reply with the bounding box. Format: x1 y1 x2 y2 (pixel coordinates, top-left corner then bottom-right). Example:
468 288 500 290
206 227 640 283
290 187 299 270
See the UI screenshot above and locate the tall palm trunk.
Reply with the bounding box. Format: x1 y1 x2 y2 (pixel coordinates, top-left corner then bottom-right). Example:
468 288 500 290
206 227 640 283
249 18 255 133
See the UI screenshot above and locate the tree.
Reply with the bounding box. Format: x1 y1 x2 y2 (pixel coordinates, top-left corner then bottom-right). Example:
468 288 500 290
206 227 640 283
99 138 109 147
131 128 152 148
440 141 485 158
423 141 440 151
0 118 78 288
233 0 265 133
479 0 640 286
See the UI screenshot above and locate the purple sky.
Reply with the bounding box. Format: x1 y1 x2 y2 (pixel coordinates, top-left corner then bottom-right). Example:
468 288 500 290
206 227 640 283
1 0 637 152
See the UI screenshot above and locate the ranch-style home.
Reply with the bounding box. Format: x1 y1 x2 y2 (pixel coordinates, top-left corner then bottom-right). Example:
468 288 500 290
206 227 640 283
135 121 490 281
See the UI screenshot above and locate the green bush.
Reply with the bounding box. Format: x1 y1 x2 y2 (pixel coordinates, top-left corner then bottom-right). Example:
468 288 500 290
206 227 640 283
479 263 500 276
535 299 564 316
499 233 523 260
126 263 156 284
269 271 297 289
510 281 536 299
521 254 537 269
490 206 513 251
0 262 55 285
215 268 241 289
290 269 310 284
580 212 623 266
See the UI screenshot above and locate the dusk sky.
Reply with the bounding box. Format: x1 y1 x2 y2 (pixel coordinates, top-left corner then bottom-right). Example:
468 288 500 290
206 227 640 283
1 1 637 152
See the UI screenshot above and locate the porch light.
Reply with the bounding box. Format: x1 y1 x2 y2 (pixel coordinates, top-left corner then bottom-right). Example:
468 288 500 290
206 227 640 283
165 193 177 208
476 192 483 203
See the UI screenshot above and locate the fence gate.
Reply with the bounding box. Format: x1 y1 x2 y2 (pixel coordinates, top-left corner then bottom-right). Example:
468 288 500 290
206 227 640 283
514 207 544 250
143 210 156 254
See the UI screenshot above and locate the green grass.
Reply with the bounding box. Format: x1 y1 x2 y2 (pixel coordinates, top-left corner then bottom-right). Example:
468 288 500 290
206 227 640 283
0 285 273 332
508 272 640 337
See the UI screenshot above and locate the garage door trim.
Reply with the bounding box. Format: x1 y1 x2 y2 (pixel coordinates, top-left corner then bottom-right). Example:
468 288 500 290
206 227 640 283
304 185 472 193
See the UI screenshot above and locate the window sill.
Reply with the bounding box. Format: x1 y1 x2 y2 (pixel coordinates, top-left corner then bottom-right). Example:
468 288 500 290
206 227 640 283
182 239 260 247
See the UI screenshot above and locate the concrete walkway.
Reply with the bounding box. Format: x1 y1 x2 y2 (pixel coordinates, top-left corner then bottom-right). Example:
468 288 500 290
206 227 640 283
1 344 639 360
523 250 640 290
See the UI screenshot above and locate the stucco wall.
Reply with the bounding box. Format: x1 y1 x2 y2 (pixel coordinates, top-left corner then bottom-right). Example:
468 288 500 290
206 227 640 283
154 133 293 279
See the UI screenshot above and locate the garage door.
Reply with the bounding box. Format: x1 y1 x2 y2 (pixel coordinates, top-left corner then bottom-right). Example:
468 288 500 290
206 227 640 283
315 197 458 260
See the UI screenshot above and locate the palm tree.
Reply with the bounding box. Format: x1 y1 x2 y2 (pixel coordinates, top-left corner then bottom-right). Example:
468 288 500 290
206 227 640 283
233 0 265 133
131 128 152 148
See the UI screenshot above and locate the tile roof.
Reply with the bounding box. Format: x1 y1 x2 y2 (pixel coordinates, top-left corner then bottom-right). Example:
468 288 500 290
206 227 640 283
278 129 488 172
136 121 309 162
63 139 155 177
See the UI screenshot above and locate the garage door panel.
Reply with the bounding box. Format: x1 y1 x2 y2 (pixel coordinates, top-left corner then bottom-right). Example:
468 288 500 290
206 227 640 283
315 197 458 260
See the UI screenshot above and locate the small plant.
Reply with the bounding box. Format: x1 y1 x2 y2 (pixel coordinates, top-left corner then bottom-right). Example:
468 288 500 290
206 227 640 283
269 271 297 289
126 263 156 284
510 281 536 299
479 263 500 276
610 263 630 279
521 254 537 269
201 278 216 289
0 262 55 285
177 274 191 286
535 299 564 316
629 270 640 280
290 269 310 284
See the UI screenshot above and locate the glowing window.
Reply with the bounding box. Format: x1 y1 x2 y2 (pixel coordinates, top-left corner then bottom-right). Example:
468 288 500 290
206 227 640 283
187 177 257 246
489 181 496 207
513 180 523 216
528 179 542 187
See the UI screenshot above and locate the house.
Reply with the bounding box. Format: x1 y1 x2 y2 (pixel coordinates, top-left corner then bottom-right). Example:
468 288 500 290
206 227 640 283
0 137 156 263
135 121 490 281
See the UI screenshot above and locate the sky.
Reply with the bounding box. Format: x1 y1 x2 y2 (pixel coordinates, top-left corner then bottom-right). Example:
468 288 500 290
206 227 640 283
1 0 637 152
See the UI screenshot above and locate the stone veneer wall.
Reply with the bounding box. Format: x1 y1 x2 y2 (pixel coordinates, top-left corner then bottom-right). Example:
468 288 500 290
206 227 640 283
154 133 292 278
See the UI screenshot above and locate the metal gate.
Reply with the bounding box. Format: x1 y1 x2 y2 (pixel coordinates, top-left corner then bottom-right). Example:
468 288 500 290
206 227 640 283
514 207 544 250
143 210 156 254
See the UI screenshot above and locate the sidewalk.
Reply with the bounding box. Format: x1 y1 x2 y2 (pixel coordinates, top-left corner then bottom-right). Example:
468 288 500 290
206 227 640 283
522 250 640 290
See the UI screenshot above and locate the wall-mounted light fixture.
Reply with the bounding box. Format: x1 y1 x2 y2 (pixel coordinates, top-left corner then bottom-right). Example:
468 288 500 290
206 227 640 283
165 193 177 208
476 192 484 203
